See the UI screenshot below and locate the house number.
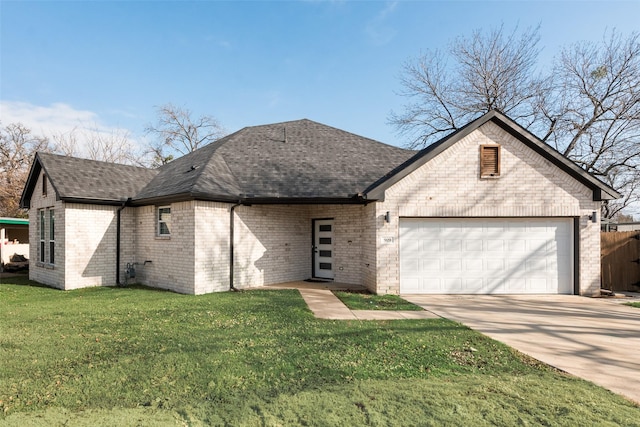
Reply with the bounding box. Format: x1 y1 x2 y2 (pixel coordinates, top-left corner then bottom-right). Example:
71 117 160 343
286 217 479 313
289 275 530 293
380 237 395 244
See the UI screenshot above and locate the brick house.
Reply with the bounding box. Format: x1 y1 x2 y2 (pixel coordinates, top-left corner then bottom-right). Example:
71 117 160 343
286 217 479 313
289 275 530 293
20 111 619 295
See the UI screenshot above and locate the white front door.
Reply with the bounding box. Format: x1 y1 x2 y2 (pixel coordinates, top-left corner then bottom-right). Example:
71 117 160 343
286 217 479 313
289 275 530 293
313 219 335 279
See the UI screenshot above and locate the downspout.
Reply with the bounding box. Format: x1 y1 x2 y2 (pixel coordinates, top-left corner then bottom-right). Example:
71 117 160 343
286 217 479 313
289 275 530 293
229 201 242 291
116 198 131 287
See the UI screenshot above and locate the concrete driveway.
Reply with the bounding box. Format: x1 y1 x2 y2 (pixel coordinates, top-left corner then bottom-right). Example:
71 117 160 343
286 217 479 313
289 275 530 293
403 295 640 404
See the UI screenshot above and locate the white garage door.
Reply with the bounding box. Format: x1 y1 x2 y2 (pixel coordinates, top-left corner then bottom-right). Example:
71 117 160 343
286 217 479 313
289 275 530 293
399 218 573 294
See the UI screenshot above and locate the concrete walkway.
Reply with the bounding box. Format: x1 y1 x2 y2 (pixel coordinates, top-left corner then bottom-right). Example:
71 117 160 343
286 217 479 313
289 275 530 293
267 281 439 320
404 294 640 404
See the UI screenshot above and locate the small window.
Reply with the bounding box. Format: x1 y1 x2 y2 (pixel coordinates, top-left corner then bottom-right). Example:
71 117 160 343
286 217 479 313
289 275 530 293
480 145 501 177
42 174 47 196
158 206 171 236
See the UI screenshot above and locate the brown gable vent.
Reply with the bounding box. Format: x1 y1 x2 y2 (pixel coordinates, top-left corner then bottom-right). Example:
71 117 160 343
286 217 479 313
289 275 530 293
480 145 500 177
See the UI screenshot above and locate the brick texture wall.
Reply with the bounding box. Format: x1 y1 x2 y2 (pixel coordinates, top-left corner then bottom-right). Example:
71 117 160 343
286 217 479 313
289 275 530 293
133 201 195 294
28 172 64 288
373 122 602 295
63 203 119 289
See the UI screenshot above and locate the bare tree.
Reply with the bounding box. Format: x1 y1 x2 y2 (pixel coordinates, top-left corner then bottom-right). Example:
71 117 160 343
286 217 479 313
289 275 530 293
145 104 225 166
52 125 140 165
391 27 640 218
390 25 545 148
0 123 50 217
551 31 640 218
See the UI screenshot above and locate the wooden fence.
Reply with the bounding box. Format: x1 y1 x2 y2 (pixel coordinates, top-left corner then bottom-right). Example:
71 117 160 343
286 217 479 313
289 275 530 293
601 231 640 291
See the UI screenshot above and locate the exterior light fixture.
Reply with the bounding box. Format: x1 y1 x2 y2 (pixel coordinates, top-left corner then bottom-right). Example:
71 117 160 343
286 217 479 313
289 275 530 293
384 211 390 223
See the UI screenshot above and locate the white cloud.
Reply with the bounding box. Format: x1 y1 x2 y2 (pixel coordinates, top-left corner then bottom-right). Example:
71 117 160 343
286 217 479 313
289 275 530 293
0 101 102 137
0 101 144 161
365 1 398 46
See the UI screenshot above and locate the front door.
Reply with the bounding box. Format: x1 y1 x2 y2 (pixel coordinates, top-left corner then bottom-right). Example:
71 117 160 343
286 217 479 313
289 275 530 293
313 219 335 279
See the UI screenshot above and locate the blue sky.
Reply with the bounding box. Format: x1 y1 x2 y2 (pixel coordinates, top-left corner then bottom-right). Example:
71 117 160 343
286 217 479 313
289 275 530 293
1 0 639 149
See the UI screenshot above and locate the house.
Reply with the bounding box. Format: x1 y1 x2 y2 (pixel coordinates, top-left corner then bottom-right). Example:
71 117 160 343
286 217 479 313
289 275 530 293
20 111 619 295
0 217 29 271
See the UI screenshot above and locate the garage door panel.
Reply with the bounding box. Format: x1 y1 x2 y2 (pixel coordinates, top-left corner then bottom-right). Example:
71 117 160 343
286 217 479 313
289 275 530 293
486 258 505 272
507 239 527 252
465 240 483 252
400 218 573 294
443 258 462 271
422 258 442 272
464 258 483 271
443 240 462 252
485 239 505 252
422 240 441 252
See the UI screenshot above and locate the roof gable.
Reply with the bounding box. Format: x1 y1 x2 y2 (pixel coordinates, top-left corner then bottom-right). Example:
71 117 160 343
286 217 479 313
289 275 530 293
364 110 620 202
20 153 159 208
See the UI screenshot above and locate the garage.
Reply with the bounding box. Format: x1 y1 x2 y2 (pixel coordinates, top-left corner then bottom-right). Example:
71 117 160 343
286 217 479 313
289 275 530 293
399 218 574 294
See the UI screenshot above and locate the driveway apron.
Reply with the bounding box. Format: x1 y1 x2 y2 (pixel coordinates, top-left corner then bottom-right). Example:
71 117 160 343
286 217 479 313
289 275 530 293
403 295 640 404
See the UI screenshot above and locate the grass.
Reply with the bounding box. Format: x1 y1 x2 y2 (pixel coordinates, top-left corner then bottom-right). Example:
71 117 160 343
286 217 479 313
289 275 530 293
333 290 423 311
625 301 640 308
1 277 639 426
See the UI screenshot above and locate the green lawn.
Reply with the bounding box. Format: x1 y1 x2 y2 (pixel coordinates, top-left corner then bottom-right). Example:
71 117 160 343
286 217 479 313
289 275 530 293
1 277 639 426
333 290 423 311
626 301 640 308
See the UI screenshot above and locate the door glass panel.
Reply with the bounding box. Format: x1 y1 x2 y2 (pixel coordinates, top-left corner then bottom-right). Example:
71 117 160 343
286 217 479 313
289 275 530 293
319 224 332 232
319 263 332 270
319 237 331 244
319 250 332 257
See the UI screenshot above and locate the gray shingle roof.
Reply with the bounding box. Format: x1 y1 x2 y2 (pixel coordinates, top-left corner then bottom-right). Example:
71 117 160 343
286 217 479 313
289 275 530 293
22 153 159 206
21 114 618 207
133 119 415 203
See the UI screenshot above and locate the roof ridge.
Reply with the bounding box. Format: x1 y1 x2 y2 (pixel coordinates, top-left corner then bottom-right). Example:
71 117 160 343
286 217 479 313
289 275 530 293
37 151 153 171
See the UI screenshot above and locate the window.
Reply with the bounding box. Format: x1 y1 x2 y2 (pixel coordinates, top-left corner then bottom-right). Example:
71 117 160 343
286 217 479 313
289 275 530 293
158 206 171 236
42 174 47 196
49 209 55 264
480 145 501 177
39 209 45 263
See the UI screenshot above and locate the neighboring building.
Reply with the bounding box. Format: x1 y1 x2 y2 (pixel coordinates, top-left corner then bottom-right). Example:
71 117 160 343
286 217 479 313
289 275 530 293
613 222 640 232
20 111 619 295
0 217 29 271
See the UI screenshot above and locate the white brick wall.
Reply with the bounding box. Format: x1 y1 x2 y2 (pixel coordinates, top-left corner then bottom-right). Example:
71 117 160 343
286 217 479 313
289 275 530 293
63 203 118 289
133 201 196 294
28 172 64 288
193 201 231 294
372 122 602 295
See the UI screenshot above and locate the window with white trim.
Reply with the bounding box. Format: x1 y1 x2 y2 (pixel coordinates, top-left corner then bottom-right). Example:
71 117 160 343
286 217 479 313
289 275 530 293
157 206 171 236
49 209 55 265
39 209 45 263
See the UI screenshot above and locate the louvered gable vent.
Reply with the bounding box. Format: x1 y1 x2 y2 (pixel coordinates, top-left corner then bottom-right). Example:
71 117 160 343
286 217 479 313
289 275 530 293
480 145 500 177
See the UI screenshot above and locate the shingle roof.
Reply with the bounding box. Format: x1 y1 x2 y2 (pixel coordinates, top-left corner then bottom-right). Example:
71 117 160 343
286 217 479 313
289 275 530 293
20 153 159 206
22 112 617 208
133 119 415 203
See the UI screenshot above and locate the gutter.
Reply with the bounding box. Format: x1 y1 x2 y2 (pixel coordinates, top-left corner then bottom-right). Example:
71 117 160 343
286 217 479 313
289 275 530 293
116 198 131 286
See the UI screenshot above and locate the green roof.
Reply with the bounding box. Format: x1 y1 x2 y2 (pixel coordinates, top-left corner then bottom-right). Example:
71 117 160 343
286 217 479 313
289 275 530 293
0 217 29 225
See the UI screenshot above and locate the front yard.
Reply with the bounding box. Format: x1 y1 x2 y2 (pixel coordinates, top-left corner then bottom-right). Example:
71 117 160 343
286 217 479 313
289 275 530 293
1 277 639 426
